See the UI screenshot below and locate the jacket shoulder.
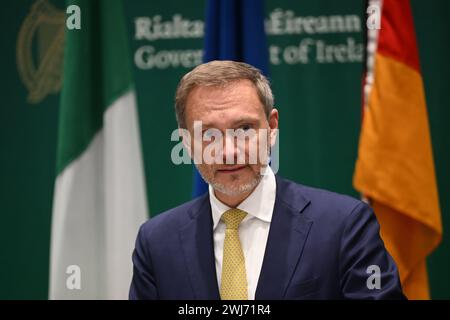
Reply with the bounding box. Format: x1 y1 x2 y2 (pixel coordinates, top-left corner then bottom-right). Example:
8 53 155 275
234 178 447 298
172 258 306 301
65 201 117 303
276 175 368 221
138 193 209 239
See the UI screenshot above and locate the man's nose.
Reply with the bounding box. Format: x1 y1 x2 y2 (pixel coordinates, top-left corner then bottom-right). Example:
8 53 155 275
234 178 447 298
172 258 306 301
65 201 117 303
222 135 238 164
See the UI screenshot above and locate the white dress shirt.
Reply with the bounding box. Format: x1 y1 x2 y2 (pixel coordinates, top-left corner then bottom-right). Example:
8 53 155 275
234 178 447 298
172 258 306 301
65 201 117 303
209 166 276 300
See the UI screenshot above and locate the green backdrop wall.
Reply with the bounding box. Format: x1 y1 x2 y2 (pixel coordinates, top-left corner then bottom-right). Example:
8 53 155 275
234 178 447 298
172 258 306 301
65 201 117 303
0 0 448 299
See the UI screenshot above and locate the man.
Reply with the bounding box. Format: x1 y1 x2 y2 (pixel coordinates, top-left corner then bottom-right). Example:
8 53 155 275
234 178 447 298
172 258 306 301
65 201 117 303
129 60 405 300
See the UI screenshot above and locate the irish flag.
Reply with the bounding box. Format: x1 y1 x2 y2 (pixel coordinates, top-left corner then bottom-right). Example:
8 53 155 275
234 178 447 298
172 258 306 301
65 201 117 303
354 0 442 299
49 0 148 299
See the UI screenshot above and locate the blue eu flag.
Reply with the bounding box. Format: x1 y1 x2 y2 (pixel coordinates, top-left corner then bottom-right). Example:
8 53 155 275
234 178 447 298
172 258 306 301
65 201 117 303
192 0 269 197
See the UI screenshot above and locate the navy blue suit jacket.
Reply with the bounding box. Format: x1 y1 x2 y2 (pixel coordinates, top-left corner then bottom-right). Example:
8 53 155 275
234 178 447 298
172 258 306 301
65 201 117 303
129 176 405 299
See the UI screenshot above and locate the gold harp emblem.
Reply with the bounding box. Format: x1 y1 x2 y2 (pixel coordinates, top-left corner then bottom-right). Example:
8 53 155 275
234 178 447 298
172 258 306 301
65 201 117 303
17 0 65 104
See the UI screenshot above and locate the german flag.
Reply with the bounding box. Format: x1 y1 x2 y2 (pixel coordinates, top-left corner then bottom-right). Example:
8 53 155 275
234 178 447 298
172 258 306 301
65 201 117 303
354 0 443 299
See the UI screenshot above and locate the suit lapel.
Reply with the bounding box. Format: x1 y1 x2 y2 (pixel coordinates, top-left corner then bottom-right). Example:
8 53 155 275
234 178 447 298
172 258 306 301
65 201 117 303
255 177 313 299
179 195 220 299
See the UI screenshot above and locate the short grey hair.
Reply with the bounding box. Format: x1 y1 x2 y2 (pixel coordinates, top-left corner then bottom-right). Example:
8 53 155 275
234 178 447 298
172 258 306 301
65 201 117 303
175 60 274 128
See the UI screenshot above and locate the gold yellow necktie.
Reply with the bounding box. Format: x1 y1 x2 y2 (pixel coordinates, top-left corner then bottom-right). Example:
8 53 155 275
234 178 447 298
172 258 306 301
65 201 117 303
220 208 248 300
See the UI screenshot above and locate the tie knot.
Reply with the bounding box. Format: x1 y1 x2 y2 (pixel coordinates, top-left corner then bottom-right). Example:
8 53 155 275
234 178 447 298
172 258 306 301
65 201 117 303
221 209 247 230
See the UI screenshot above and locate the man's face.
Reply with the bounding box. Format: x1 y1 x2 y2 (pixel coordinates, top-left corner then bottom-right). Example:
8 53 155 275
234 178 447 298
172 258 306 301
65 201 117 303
183 79 278 197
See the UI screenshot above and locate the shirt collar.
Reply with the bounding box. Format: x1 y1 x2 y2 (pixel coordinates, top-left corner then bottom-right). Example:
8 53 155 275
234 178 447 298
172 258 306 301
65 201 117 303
209 166 276 230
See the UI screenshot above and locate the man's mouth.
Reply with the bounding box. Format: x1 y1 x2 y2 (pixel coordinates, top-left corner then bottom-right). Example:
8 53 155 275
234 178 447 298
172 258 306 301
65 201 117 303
217 165 247 173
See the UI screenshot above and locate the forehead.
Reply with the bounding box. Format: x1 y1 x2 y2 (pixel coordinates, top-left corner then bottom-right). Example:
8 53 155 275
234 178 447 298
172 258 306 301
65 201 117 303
185 79 264 125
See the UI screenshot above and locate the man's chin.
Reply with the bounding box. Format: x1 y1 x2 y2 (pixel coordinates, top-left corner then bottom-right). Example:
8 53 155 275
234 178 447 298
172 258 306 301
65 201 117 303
211 175 262 197
211 183 249 197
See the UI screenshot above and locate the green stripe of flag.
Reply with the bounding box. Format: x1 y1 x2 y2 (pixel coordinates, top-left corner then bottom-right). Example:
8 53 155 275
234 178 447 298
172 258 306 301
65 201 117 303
57 0 133 174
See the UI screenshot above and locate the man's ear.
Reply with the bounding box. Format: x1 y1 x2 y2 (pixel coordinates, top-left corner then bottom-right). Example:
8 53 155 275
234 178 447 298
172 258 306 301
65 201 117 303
268 108 279 146
268 108 279 129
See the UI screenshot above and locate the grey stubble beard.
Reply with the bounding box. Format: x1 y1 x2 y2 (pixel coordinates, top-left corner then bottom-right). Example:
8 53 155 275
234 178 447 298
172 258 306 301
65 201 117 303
196 165 263 197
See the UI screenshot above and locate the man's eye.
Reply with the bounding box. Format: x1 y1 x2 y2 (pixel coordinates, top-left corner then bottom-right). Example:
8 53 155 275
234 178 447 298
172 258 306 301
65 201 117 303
203 129 218 139
241 124 251 131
